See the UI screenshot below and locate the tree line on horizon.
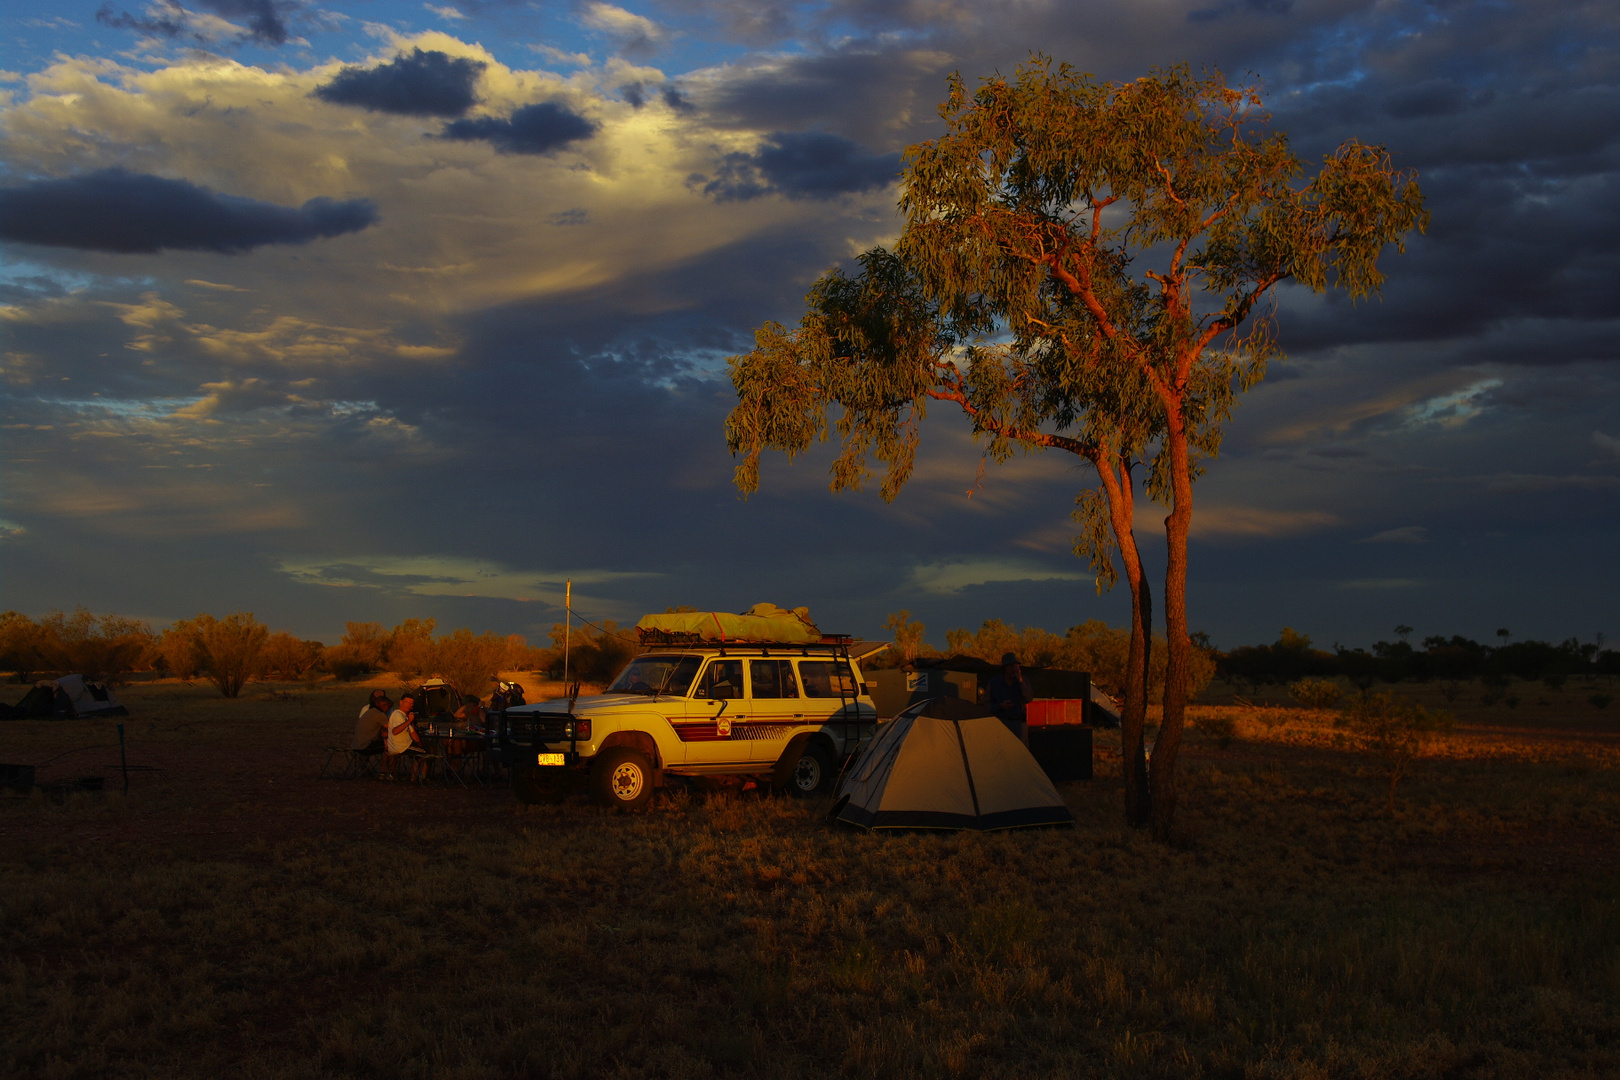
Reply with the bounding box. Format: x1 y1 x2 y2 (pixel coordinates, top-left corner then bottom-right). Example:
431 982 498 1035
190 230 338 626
0 608 619 699
1219 627 1619 692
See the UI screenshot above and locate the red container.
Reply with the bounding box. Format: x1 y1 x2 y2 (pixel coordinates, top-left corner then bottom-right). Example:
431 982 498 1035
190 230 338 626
1026 698 1086 727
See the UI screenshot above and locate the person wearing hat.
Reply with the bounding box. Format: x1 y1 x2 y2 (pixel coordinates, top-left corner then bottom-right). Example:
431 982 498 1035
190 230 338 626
988 652 1034 745
352 690 392 753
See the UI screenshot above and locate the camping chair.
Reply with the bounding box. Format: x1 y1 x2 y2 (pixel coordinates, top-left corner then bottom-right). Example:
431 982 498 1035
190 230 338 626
321 744 385 780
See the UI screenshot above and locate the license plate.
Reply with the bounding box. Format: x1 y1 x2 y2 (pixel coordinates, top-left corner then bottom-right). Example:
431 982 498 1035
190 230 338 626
536 752 566 766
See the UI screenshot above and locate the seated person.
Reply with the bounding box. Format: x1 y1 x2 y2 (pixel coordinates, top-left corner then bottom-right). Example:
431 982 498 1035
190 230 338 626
352 691 391 752
386 694 429 775
453 693 485 733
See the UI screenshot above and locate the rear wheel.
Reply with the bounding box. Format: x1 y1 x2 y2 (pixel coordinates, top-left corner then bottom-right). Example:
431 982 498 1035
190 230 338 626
590 748 655 812
787 741 834 798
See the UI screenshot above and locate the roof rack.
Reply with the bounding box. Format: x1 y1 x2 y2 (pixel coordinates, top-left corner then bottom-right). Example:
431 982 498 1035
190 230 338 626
635 629 854 653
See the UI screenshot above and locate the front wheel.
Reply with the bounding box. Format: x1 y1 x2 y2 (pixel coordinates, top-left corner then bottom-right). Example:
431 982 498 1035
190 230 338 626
589 748 655 812
786 742 834 798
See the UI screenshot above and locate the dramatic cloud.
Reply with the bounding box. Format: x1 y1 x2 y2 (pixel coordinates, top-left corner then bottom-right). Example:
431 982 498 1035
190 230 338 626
581 2 668 58
0 169 378 254
701 131 901 201
439 101 598 154
94 0 294 45
314 48 487 117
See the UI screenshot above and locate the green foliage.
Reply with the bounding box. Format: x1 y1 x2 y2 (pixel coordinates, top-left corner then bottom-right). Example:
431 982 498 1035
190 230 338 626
17 607 157 683
1288 677 1343 710
943 618 1216 702
428 627 511 696
1342 691 1454 814
322 621 389 679
883 609 929 666
181 611 270 698
544 619 636 685
260 632 323 681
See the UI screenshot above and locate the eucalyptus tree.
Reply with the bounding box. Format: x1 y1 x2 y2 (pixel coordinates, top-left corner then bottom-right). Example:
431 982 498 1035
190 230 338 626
728 58 1426 839
726 247 1167 826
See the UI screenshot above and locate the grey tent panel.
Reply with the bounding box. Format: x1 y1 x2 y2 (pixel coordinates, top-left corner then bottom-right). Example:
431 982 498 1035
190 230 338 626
832 702 1073 832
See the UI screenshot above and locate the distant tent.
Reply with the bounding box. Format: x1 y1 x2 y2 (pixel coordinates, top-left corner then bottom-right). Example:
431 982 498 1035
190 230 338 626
830 696 1073 832
13 675 127 720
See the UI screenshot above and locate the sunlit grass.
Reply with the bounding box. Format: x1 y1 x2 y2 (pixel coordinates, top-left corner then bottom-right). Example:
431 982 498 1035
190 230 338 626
1 681 1616 1077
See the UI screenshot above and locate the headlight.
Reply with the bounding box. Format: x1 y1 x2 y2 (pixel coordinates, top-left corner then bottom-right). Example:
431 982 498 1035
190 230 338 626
565 719 591 740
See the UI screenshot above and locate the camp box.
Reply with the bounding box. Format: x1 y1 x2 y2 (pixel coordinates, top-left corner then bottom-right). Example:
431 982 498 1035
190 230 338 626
1025 698 1086 726
1026 694 1093 783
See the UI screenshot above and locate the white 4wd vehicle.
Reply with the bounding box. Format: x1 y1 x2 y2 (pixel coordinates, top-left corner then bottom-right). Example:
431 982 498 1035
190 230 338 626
495 639 882 810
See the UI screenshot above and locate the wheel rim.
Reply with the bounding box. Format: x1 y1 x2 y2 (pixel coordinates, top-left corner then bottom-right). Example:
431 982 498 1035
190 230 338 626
793 754 821 792
610 761 644 801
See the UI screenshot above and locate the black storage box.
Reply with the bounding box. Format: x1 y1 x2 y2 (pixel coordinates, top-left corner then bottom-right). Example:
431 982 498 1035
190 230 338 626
1029 726 1093 783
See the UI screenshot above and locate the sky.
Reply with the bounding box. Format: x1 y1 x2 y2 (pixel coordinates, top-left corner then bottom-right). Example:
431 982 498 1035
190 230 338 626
1 0 1616 653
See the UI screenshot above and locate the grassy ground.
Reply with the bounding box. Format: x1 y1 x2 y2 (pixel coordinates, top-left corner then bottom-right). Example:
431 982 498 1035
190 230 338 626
1 677 1617 1079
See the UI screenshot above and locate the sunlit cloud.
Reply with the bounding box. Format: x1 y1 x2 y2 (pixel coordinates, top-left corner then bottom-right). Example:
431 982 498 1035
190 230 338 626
276 554 657 604
908 558 1085 595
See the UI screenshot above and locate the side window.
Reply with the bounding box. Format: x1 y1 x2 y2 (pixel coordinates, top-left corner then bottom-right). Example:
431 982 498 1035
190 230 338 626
798 660 856 698
694 659 744 700
663 657 701 696
749 659 799 699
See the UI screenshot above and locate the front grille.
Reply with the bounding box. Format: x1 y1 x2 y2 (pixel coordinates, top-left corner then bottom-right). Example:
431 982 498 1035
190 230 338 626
505 714 572 743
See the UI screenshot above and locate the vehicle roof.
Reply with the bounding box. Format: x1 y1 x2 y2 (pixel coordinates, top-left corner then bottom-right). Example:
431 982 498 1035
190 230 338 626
632 639 889 659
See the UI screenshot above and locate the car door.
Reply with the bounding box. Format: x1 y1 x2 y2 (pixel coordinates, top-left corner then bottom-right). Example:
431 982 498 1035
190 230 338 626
742 658 803 764
680 657 750 764
794 657 872 756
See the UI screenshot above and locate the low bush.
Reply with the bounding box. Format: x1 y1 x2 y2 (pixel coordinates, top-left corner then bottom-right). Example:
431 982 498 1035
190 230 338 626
1288 677 1343 709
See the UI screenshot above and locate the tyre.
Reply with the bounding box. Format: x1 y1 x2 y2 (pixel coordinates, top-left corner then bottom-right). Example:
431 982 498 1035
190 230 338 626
589 748 655 811
786 741 834 798
511 765 569 805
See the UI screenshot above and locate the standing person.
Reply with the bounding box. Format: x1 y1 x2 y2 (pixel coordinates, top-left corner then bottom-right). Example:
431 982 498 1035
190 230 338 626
988 652 1034 746
385 693 427 778
352 690 392 752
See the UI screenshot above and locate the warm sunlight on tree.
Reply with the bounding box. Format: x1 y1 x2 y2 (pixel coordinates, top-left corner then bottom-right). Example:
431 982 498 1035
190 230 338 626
727 58 1427 839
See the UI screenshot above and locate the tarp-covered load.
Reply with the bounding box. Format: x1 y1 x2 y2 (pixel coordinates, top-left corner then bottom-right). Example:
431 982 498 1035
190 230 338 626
636 603 821 644
830 697 1073 832
7 674 128 720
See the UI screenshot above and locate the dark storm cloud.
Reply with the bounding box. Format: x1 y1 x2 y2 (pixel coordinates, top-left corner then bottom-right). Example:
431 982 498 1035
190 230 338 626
314 49 487 117
1187 0 1293 24
621 82 695 113
95 0 296 45
439 102 597 154
0 169 378 254
199 0 291 43
95 2 186 38
700 131 900 201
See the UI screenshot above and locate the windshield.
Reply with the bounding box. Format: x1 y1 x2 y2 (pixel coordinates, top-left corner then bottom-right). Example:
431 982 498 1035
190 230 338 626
607 655 701 696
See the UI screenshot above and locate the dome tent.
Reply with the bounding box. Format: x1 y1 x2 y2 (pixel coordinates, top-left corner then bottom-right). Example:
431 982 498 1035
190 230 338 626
830 696 1073 832
11 675 128 720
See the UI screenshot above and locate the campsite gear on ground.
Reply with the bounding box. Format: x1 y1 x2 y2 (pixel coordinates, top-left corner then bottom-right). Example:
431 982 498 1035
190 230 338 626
12 675 128 719
829 696 1073 832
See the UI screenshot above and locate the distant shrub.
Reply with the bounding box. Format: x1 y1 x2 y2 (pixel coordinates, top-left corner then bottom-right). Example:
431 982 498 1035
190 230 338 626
260 633 322 680
1288 677 1343 710
1198 713 1236 748
1591 694 1613 710
1343 692 1454 814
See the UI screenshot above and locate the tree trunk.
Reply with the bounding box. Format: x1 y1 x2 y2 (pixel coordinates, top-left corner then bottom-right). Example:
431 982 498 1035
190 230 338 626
1152 412 1194 843
1097 454 1152 828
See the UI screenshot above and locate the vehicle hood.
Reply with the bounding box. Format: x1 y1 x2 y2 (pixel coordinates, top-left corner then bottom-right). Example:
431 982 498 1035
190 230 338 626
508 693 667 714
